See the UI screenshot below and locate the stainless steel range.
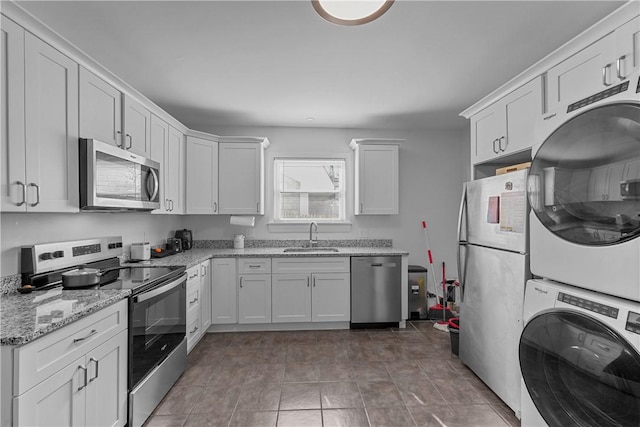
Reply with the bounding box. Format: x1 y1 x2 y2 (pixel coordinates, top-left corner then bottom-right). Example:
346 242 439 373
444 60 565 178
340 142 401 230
21 236 187 427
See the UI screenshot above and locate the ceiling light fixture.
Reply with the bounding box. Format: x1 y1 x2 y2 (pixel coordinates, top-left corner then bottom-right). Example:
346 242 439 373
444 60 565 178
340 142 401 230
312 0 394 26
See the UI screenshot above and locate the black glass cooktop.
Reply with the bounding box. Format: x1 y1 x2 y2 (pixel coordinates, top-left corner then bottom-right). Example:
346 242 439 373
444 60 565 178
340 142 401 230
101 265 185 294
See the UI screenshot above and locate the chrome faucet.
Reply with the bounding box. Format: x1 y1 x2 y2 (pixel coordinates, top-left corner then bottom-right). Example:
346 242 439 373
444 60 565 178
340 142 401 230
309 221 318 247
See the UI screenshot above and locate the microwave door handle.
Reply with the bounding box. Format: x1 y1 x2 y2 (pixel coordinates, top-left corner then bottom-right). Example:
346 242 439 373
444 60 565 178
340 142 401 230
147 168 159 201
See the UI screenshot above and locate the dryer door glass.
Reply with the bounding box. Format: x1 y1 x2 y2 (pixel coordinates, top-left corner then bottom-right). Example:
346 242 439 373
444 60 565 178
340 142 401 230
528 102 640 245
520 311 640 427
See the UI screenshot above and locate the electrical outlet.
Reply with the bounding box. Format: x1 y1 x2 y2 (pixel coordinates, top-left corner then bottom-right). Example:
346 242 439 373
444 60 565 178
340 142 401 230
245 228 256 238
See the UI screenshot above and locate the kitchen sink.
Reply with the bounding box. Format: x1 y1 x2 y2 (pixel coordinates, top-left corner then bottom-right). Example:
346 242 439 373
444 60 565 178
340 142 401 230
283 247 340 253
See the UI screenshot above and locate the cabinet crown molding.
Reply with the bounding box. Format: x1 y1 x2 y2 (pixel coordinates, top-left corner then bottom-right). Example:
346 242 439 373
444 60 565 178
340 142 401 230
349 138 404 150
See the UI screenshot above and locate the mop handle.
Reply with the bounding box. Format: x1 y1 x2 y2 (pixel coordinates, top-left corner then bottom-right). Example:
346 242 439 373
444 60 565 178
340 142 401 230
422 221 441 300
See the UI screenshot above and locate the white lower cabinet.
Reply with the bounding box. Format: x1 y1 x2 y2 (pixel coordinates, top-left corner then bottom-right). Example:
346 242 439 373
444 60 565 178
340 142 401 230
11 301 128 427
200 260 212 331
211 258 238 324
310 272 351 322
272 273 312 322
238 274 272 324
238 258 272 324
185 264 202 353
271 258 350 323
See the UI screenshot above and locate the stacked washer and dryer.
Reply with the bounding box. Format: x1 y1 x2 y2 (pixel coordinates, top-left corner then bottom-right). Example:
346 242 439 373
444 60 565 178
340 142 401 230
520 65 640 427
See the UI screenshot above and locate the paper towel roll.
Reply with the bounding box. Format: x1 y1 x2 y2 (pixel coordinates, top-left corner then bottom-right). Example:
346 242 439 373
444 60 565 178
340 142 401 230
230 215 255 227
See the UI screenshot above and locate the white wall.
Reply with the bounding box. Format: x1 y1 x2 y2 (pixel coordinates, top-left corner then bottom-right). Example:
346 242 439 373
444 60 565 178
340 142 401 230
186 125 470 282
1 213 184 276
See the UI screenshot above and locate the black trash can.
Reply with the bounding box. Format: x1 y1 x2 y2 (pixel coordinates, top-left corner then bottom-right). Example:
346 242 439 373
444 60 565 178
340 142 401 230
448 318 460 355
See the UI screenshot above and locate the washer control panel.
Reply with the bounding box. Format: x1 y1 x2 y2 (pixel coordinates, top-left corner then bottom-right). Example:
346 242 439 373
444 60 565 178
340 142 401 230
557 292 619 319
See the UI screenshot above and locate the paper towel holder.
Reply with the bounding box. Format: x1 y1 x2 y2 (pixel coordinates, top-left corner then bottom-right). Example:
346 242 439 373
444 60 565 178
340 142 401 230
229 215 256 227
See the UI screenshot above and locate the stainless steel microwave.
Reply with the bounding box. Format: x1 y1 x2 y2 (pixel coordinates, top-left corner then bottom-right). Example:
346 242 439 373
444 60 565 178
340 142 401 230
79 139 160 211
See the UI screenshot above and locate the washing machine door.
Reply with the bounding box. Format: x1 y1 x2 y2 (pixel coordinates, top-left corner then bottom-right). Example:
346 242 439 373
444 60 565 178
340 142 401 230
528 102 640 246
520 310 640 427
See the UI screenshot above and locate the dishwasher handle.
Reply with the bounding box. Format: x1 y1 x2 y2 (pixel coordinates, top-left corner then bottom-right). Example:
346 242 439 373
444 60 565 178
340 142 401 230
370 263 397 268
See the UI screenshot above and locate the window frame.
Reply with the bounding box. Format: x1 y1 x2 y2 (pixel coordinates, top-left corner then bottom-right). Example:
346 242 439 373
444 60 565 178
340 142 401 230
272 156 347 223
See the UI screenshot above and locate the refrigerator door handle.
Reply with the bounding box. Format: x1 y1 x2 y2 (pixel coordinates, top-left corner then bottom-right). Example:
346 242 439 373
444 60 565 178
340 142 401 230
457 243 466 301
456 184 468 302
456 183 467 243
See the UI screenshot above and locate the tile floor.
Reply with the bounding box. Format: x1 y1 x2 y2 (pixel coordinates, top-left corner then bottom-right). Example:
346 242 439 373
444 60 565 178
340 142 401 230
144 321 521 427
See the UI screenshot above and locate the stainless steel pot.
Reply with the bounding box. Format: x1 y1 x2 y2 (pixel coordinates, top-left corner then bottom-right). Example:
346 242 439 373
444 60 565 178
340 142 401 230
61 265 102 288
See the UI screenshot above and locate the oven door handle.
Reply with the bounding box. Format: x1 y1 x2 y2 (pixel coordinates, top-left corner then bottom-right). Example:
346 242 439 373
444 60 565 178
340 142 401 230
134 273 186 303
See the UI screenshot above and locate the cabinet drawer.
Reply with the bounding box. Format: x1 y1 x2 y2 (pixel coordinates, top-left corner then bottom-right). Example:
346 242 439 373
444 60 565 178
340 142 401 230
238 258 271 274
186 313 201 352
272 257 350 274
186 265 200 285
186 283 201 315
14 300 127 395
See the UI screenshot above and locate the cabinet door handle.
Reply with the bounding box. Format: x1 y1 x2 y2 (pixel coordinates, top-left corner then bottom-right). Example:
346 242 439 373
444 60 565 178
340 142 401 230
169 199 174 211
492 139 499 154
15 181 26 206
602 64 612 86
116 130 123 148
190 326 198 335
499 136 507 152
189 296 198 305
240 277 243 288
213 202 217 213
616 55 626 80
28 183 40 207
307 277 310 287
360 203 363 213
73 329 98 343
78 365 88 391
126 134 133 149
313 276 316 287
89 357 99 382
188 272 198 279
257 202 260 213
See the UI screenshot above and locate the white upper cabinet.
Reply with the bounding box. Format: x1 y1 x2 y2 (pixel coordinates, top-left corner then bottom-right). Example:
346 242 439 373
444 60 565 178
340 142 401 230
1 16 26 212
471 76 542 165
5 31 80 213
80 68 153 157
150 115 184 214
79 67 122 147
614 16 640 80
350 139 401 215
150 114 170 213
122 95 151 157
167 126 185 214
547 15 640 110
186 135 218 214
218 138 269 215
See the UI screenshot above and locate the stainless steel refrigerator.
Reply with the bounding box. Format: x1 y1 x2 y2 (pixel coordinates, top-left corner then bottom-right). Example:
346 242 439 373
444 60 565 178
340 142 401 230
457 168 530 416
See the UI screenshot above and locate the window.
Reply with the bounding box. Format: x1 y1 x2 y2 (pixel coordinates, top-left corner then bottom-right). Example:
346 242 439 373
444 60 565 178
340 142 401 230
274 158 345 222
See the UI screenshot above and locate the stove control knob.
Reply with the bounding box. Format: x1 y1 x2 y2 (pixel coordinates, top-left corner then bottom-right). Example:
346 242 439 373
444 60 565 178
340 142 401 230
52 251 64 258
39 252 52 260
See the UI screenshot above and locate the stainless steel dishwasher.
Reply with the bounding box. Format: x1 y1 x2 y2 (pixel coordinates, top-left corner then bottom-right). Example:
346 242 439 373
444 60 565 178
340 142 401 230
351 256 402 327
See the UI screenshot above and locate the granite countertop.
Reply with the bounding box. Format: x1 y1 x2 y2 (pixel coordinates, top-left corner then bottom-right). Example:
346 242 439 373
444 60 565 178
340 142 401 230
132 246 410 269
1 240 407 346
0 289 130 346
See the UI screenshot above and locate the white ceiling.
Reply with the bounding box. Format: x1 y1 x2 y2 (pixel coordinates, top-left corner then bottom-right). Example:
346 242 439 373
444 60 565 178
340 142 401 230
15 0 626 131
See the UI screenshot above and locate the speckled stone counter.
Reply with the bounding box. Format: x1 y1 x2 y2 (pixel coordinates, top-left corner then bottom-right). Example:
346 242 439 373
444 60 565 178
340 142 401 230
130 246 409 269
1 289 130 346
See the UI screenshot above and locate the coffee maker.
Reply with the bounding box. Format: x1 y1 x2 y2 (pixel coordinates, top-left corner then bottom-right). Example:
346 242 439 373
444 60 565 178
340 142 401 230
175 229 193 250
